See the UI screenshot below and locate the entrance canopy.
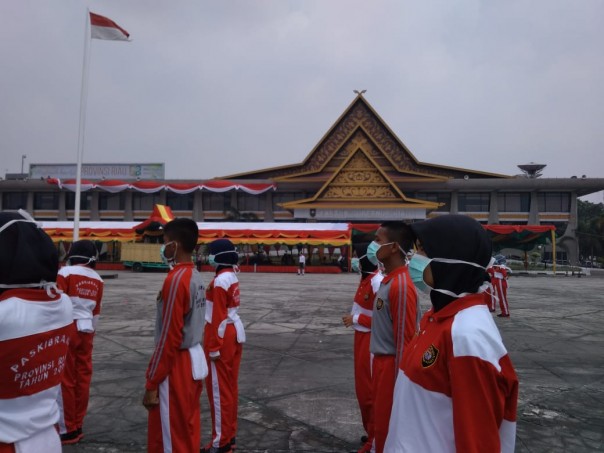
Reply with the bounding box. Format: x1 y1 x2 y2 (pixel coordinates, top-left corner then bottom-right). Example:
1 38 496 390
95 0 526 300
133 204 175 235
483 225 556 251
197 222 350 246
41 221 351 246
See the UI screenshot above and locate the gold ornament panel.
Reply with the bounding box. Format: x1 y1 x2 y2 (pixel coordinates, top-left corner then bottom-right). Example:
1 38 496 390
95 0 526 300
322 185 398 199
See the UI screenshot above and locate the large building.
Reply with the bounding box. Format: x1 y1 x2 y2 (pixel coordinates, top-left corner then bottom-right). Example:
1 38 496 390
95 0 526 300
1 94 603 264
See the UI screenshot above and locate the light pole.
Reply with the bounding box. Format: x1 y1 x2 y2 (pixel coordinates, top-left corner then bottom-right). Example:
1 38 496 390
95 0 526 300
21 154 27 175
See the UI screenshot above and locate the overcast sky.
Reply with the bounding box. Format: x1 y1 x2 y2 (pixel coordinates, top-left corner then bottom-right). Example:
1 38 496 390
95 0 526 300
1 1 602 202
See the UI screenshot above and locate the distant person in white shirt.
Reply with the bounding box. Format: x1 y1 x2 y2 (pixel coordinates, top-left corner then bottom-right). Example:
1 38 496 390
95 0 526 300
298 253 306 275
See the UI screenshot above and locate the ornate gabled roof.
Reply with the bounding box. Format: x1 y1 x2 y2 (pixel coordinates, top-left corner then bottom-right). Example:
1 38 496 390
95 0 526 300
220 94 508 181
281 147 439 211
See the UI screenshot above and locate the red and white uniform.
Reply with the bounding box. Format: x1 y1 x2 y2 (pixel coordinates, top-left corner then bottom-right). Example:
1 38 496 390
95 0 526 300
484 268 497 312
369 266 418 453
489 265 509 316
0 288 74 453
385 294 518 453
56 265 104 435
204 268 246 450
146 263 206 453
350 271 382 451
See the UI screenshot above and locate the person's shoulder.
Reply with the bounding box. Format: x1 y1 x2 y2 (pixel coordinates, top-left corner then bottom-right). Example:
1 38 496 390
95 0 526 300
214 269 238 288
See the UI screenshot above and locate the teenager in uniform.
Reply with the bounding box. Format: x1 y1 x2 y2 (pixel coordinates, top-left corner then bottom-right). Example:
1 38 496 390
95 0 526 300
0 211 74 453
367 221 418 453
203 239 246 453
298 252 306 275
57 240 104 445
143 218 207 453
484 260 496 313
490 263 510 317
342 248 383 453
385 215 518 453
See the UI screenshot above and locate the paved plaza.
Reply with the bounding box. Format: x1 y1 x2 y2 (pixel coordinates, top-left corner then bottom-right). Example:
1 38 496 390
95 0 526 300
63 270 604 453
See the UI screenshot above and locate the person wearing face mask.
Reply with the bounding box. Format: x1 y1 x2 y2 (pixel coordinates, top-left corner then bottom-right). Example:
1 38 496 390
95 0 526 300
384 215 518 453
342 247 383 453
203 239 245 453
367 221 419 453
56 240 104 445
0 211 74 453
143 218 207 453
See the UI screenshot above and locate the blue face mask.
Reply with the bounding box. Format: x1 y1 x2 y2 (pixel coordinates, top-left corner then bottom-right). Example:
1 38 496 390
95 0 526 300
351 256 363 273
408 252 490 298
160 241 176 266
208 250 237 267
408 253 432 294
366 241 387 266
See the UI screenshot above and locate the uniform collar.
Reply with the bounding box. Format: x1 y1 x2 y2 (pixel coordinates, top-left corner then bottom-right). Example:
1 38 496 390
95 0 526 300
382 265 408 284
427 293 486 321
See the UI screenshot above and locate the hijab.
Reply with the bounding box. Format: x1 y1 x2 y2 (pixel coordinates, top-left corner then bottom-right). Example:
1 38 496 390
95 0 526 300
410 215 492 312
0 211 59 292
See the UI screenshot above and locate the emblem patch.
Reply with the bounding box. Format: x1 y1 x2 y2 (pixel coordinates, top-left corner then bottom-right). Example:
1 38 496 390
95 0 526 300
376 298 384 310
364 293 369 301
421 344 439 368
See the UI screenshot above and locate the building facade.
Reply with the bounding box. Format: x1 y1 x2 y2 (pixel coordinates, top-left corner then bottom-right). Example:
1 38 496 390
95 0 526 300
1 95 603 264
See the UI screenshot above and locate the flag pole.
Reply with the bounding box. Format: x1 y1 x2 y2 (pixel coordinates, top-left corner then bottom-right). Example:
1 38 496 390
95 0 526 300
74 8 92 241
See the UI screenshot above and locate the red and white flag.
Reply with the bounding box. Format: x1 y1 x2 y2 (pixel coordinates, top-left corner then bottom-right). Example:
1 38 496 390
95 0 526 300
90 12 130 41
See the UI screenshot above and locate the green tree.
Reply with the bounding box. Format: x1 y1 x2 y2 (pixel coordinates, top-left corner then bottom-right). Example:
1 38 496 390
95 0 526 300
577 199 604 264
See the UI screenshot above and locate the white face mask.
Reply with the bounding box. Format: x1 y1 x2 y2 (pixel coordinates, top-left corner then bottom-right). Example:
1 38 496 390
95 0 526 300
0 213 40 235
67 255 97 266
407 252 489 298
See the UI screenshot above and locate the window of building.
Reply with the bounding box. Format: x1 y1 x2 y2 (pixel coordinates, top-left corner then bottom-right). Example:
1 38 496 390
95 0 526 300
202 192 229 211
66 192 93 210
497 192 530 212
237 193 266 212
537 192 570 212
412 192 451 212
132 192 162 211
99 192 125 210
2 191 28 210
458 192 490 212
167 192 194 211
272 192 307 211
33 192 59 210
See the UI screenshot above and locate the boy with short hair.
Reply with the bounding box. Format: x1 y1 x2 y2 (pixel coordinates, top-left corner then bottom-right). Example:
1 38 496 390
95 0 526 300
367 221 418 453
143 218 207 453
57 240 104 445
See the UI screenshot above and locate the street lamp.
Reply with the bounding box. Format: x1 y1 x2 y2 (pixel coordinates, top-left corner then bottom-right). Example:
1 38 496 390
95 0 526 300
21 154 27 175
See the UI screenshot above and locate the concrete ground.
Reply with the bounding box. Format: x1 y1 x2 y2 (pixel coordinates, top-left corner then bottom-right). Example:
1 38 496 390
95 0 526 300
63 270 604 453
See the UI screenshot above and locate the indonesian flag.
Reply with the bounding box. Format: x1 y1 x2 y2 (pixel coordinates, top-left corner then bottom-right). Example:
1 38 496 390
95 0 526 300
90 12 130 41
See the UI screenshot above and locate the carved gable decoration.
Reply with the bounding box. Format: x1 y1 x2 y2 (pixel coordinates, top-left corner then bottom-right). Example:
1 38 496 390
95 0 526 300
220 95 506 181
320 152 399 200
280 147 439 211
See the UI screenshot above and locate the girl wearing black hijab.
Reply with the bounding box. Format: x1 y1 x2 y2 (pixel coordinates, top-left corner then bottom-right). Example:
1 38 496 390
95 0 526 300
384 215 518 453
0 211 74 452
